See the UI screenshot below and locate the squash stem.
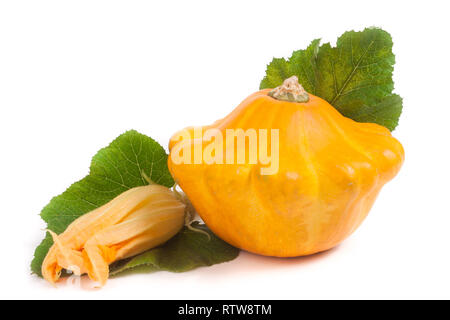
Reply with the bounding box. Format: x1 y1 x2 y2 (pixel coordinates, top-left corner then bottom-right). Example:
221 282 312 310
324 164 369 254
173 183 211 241
268 76 309 103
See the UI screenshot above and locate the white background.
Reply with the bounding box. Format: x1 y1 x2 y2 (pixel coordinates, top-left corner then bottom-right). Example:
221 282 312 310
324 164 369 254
1 0 449 300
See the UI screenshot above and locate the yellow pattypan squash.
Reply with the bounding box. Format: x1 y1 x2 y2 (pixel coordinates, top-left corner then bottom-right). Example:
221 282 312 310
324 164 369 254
168 76 404 257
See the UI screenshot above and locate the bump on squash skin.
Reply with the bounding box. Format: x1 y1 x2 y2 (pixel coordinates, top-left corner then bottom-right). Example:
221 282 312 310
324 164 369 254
168 78 404 257
41 185 185 286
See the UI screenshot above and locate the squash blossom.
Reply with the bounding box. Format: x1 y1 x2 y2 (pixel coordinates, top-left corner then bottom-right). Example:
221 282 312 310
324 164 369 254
42 184 186 286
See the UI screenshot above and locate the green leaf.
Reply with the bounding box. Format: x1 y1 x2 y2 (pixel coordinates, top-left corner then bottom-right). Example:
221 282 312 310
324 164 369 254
348 94 403 131
287 39 321 94
259 58 291 90
110 222 240 275
30 233 53 277
31 130 174 276
260 28 402 131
